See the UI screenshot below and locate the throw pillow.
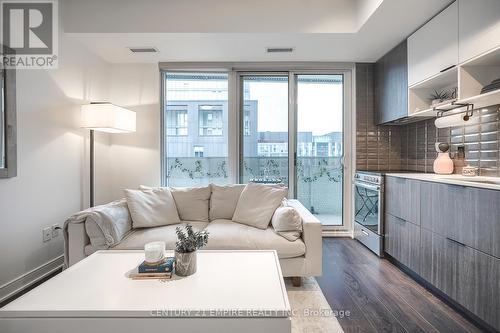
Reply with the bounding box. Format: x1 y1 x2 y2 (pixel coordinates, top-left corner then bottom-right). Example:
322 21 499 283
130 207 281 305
170 186 211 222
232 182 288 229
271 206 303 241
209 184 246 220
124 188 181 228
139 185 211 222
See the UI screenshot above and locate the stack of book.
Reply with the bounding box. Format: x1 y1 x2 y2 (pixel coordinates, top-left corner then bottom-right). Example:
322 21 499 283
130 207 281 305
130 257 174 280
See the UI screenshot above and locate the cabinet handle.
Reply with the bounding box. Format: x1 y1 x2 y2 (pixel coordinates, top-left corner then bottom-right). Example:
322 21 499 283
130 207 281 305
440 65 456 73
446 237 466 247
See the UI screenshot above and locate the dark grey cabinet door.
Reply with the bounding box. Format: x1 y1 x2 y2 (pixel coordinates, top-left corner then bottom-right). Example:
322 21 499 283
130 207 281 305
385 213 421 273
420 181 467 236
385 176 420 225
375 40 408 124
459 246 500 331
421 228 500 331
420 181 500 258
420 229 460 300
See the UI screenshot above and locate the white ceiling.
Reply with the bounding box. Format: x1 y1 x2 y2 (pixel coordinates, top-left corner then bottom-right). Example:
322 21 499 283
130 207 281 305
63 0 453 63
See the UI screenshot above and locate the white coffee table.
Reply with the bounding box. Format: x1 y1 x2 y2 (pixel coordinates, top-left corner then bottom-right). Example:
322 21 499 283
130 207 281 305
0 250 291 333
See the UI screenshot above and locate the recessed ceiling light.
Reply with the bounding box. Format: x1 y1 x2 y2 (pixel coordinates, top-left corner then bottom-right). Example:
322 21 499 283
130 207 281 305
128 47 158 53
266 47 294 53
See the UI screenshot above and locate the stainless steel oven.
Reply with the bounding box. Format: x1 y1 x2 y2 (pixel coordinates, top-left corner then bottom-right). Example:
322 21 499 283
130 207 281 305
353 171 384 256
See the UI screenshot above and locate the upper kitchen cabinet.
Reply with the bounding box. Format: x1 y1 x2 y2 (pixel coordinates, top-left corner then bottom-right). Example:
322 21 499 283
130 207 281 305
374 40 408 124
458 0 500 63
408 1 458 87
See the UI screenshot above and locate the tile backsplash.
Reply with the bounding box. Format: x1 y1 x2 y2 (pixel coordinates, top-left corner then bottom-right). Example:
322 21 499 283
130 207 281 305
355 63 403 171
355 63 500 176
400 106 500 176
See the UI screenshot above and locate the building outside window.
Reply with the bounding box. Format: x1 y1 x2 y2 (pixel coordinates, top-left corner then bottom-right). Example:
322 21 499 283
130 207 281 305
199 105 223 136
193 146 204 158
166 105 188 136
244 105 251 136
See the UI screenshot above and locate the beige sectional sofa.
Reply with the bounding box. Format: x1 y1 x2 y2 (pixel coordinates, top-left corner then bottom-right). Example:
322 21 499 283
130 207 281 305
64 184 322 278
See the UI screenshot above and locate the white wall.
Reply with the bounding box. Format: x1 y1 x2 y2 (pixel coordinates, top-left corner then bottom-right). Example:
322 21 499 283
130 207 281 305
0 34 111 299
106 64 161 199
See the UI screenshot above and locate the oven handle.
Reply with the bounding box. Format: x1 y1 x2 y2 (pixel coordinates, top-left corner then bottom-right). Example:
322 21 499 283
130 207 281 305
354 181 380 192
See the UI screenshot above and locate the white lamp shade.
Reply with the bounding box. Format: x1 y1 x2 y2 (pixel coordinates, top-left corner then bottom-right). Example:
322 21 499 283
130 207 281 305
81 103 136 133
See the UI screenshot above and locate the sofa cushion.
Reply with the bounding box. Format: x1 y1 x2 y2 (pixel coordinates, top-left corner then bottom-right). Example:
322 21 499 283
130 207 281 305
170 186 211 222
112 221 209 250
209 184 246 221
204 219 305 259
125 188 181 228
232 183 288 229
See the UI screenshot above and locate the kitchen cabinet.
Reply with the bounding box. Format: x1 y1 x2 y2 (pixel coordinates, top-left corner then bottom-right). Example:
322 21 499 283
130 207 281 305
420 229 500 330
385 213 421 274
374 40 408 124
408 1 458 86
459 0 500 63
385 177 500 331
420 181 500 259
385 177 420 224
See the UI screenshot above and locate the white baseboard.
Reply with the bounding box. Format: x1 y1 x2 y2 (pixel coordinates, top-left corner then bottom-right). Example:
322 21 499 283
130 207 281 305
0 255 63 304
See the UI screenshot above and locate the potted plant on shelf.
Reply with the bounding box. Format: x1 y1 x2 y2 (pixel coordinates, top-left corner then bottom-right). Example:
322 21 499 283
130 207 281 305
429 89 451 106
174 224 209 276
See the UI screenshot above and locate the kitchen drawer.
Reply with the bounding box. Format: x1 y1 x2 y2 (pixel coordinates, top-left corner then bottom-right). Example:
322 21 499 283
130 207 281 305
421 229 500 330
385 213 420 273
420 181 500 258
385 176 420 225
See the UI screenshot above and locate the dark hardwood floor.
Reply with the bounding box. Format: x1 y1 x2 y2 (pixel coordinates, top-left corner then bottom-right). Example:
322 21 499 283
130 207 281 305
316 238 482 333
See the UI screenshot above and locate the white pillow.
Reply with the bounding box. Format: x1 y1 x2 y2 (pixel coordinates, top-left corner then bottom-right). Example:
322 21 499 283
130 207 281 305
124 188 181 228
139 185 211 222
271 206 303 241
232 183 288 229
209 184 246 220
170 186 211 222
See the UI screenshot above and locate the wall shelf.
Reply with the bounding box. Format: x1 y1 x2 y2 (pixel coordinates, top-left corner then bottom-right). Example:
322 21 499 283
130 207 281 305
408 67 458 116
457 88 500 109
408 46 500 118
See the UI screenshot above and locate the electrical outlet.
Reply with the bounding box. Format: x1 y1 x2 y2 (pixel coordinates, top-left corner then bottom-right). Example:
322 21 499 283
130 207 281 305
42 227 52 242
52 224 60 238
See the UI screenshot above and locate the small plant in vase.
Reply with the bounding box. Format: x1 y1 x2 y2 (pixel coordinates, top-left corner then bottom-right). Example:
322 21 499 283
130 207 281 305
174 224 209 276
429 89 450 106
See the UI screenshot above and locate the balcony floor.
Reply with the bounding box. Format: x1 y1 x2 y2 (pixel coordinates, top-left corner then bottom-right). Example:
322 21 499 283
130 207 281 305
315 213 343 226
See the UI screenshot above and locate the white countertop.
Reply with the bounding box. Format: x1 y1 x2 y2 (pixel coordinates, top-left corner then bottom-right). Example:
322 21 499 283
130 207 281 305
385 173 500 191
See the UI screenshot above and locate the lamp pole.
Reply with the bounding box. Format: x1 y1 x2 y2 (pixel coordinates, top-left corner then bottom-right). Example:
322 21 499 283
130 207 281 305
90 129 95 207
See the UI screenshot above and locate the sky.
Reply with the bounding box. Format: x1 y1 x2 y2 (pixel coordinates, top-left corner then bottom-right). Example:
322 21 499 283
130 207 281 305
246 80 343 134
166 74 344 135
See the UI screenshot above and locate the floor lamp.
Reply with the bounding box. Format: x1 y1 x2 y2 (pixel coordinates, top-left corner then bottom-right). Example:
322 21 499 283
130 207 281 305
81 103 136 207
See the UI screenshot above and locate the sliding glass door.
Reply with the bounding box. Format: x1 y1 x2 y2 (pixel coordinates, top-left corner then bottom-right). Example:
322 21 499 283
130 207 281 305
162 66 351 231
240 75 289 185
295 74 344 226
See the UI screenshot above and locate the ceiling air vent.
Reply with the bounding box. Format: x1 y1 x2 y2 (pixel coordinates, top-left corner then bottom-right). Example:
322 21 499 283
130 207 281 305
128 47 158 53
266 47 294 53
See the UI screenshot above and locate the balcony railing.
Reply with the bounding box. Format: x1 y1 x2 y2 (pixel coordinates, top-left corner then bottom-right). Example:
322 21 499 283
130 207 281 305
165 156 343 225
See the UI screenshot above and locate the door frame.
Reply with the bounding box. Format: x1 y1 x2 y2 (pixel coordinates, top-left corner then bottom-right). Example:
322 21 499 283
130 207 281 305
289 70 353 235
